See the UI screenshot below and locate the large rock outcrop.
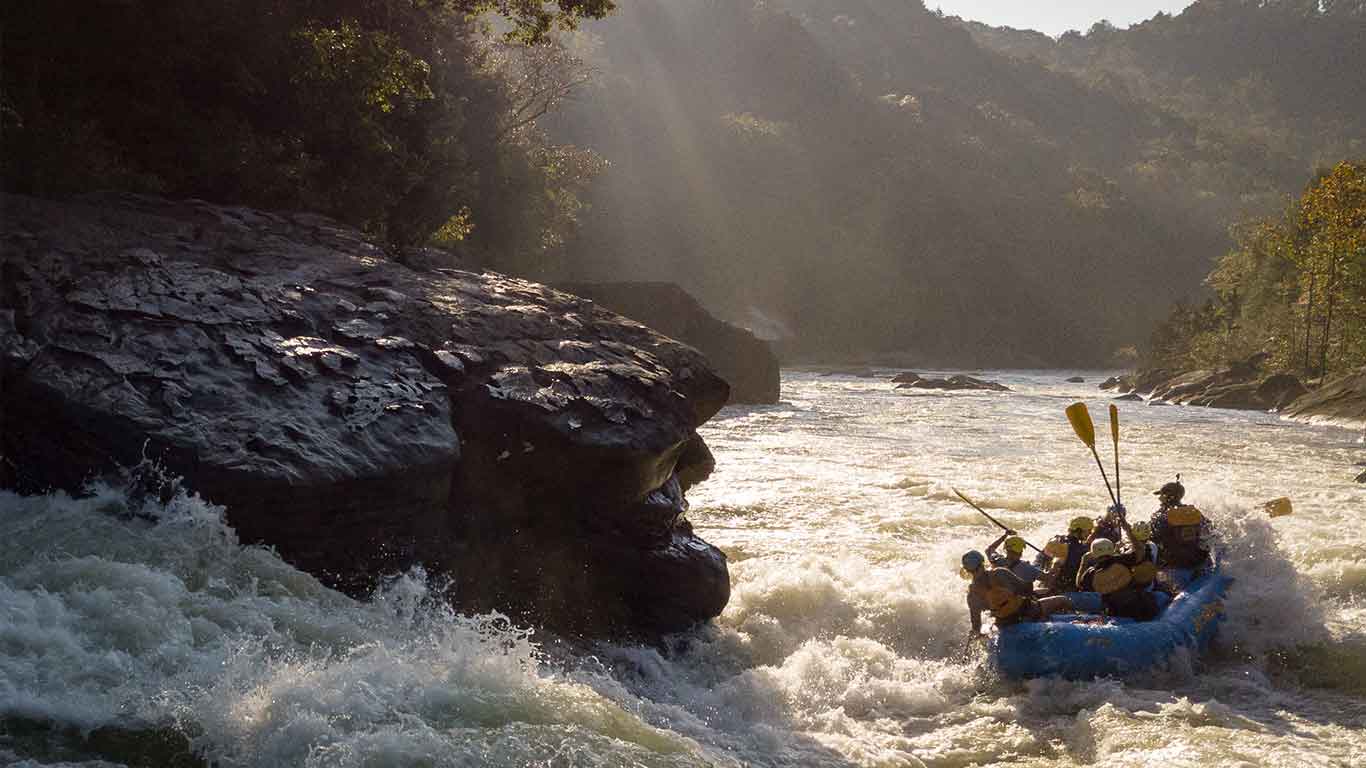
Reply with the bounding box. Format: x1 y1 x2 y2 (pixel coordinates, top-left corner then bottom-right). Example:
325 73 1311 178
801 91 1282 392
1283 366 1366 427
0 193 730 636
556 281 780 404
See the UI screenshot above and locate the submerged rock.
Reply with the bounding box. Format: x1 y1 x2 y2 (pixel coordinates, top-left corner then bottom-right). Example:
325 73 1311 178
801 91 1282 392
0 193 731 636
1066 376 1085 383
1357 469 1366 484
556 281 780 404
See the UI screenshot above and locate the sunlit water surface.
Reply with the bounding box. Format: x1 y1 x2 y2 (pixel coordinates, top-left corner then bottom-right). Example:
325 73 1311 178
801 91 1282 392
2 369 1364 767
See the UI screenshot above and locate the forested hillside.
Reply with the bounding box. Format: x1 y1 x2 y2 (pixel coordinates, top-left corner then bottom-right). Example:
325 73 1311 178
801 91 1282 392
960 0 1366 182
537 0 1361 365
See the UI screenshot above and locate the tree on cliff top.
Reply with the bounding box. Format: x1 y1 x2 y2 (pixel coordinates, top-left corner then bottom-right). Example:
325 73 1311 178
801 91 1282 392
0 0 613 253
1147 160 1366 377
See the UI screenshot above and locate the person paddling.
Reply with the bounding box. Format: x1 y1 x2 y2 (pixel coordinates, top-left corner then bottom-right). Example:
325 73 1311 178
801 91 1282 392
1035 516 1093 595
985 531 1043 587
1148 477 1212 573
962 550 1071 637
1075 538 1154 620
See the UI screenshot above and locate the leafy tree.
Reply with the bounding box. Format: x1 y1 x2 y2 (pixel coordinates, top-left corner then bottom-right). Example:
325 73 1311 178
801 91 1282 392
1 0 612 253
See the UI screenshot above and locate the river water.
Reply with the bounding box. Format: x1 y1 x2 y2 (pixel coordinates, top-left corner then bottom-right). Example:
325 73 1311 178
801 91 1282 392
2 369 1364 767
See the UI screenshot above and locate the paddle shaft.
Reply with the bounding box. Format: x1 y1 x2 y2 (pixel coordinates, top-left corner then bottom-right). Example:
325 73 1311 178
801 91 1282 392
1113 437 1121 505
953 489 1044 554
1087 444 1118 506
1109 405 1121 506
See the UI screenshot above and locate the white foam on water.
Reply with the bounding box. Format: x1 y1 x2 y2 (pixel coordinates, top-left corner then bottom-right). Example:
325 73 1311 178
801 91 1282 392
5 370 1366 767
0 489 710 768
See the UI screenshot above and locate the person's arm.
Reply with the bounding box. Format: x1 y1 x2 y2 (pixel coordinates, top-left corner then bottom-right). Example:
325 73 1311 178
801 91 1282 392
985 531 1011 559
967 591 983 634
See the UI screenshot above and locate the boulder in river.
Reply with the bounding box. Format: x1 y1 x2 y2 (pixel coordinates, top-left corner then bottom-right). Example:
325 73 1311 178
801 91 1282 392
1113 392 1145 402
556 281 780 405
1357 469 1366 483
0 192 731 637
1066 376 1085 383
1099 375 1131 391
896 374 1010 392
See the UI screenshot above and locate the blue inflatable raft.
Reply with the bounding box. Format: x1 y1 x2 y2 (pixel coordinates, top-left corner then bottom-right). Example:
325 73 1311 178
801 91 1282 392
992 567 1233 679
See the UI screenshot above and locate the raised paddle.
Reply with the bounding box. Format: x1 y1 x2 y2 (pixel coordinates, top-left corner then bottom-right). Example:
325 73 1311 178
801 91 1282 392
1109 403 1121 505
1065 402 1118 506
952 487 1044 554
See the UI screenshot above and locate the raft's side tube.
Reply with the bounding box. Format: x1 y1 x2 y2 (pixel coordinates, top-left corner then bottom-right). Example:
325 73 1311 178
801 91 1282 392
993 568 1232 679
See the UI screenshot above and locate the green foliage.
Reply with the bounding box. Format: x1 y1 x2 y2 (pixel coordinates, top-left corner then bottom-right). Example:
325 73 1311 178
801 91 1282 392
1 0 611 254
1147 161 1366 377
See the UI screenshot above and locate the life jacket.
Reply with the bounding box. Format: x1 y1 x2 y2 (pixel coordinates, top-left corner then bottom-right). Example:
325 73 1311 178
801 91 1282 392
1130 542 1159 587
1080 556 1134 595
1157 505 1208 568
1166 505 1203 542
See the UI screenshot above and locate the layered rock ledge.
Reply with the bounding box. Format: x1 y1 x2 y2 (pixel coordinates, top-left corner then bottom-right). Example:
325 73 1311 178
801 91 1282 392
1102 356 1366 431
0 193 730 636
556 281 780 405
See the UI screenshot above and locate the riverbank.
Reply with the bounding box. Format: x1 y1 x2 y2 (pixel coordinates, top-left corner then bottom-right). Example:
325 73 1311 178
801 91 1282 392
1103 356 1366 430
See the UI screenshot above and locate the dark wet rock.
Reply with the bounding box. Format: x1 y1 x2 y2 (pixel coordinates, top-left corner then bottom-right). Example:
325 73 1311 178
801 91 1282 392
1113 392 1144 402
897 374 1010 392
556 281 779 405
891 371 922 384
1132 368 1178 396
1066 376 1085 383
1099 375 1128 391
1255 374 1310 410
1284 365 1366 427
1138 355 1309 416
1356 469 1366 483
0 192 731 636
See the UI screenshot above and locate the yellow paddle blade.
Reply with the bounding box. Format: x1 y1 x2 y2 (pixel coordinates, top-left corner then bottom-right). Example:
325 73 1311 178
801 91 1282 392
1065 402 1096 448
1264 497 1293 518
1109 404 1119 445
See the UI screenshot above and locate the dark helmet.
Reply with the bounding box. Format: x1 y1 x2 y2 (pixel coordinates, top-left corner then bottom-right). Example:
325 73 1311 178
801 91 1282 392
1154 479 1185 503
961 550 986 572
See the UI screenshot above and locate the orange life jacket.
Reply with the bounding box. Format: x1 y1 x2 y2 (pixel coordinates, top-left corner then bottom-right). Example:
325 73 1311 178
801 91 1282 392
1166 505 1203 543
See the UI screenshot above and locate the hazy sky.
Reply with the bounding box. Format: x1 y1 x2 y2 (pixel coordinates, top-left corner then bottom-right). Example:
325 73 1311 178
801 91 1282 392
930 1 1195 36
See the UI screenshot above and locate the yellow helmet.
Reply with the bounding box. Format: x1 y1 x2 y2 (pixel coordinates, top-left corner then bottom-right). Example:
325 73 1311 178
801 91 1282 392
1068 516 1094 537
1130 521 1152 541
1004 536 1027 555
1044 539 1070 560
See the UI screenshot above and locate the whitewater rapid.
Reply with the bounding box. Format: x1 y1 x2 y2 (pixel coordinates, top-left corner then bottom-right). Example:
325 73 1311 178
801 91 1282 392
2 369 1364 767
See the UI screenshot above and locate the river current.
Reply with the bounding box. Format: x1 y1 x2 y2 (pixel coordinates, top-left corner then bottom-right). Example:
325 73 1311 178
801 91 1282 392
2 369 1364 767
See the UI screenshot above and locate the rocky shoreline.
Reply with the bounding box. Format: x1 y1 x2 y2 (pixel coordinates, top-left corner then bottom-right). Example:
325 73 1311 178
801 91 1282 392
0 193 731 637
1101 354 1366 429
